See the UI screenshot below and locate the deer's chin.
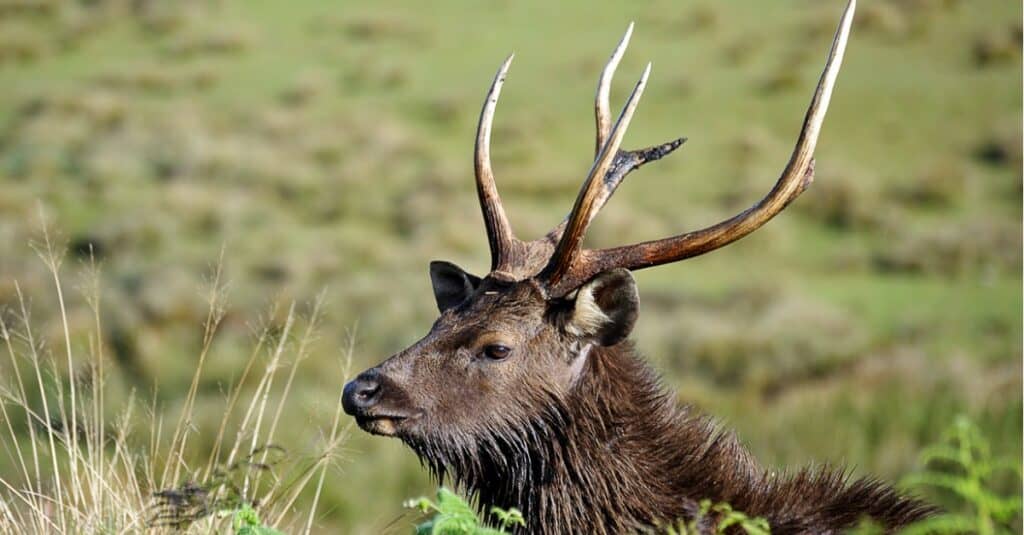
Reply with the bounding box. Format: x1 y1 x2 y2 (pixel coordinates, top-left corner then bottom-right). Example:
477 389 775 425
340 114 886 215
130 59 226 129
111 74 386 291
356 414 411 437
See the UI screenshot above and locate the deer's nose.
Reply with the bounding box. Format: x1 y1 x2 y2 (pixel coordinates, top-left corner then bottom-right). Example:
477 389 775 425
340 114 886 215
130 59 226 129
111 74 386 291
342 370 382 415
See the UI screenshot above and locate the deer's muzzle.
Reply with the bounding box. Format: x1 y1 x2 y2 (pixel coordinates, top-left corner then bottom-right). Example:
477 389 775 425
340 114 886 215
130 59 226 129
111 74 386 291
342 368 414 437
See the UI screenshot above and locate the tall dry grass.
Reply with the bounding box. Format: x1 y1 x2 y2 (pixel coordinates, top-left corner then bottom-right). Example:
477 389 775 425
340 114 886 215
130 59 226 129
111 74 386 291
0 220 352 534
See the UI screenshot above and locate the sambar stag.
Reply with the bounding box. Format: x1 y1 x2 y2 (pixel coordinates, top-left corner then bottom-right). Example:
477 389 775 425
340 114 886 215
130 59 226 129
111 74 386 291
343 1 934 532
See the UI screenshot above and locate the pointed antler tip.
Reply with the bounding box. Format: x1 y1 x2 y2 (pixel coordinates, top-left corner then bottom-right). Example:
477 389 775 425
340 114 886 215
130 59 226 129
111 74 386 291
840 0 857 32
665 137 687 151
636 136 688 164
636 63 652 87
617 22 634 43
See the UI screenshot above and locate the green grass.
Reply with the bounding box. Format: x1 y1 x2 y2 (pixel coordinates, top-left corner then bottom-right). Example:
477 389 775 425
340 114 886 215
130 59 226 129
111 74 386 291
0 0 1020 532
0 238 349 533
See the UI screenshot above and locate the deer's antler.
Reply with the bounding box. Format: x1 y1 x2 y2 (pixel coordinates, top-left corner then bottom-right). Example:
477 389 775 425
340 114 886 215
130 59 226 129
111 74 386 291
475 54 518 273
542 23 687 247
540 61 652 286
473 34 687 279
540 0 856 295
470 0 854 293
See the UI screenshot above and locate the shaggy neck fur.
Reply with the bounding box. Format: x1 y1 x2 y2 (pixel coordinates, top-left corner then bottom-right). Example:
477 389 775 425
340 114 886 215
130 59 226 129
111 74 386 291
408 344 934 534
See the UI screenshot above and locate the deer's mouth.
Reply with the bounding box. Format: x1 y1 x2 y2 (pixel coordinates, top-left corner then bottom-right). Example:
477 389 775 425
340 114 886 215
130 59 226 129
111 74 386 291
356 414 411 436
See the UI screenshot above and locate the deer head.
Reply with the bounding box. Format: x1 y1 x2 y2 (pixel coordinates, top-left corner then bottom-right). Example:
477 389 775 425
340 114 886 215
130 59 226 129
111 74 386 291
343 0 854 489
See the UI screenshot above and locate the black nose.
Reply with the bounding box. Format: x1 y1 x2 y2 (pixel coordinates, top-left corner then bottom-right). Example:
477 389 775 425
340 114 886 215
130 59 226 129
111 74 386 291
342 370 382 415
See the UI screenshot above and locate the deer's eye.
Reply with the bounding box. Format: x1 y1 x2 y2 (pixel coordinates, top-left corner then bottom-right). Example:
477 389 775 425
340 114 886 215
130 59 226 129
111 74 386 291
482 344 512 360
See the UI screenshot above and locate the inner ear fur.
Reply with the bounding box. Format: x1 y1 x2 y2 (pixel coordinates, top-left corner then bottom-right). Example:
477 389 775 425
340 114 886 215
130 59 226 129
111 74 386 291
566 268 639 346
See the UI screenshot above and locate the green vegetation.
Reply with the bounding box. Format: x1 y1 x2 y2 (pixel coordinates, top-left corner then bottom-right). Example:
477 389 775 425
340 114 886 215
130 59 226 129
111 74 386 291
0 0 1020 532
406 488 524 535
404 491 775 534
665 501 770 535
850 416 1022 535
233 504 286 535
403 490 774 535
901 416 1022 535
0 243 348 533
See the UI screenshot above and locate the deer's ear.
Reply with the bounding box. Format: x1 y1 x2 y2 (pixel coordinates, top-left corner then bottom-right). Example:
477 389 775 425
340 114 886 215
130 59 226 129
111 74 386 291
565 268 639 346
429 261 482 312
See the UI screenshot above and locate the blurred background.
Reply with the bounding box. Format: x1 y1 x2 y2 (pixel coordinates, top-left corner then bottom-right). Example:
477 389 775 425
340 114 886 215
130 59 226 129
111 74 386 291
0 0 1020 532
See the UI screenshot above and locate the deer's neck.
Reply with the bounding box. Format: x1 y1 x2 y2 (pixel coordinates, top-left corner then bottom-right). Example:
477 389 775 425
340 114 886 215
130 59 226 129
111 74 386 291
465 344 761 534
453 344 935 534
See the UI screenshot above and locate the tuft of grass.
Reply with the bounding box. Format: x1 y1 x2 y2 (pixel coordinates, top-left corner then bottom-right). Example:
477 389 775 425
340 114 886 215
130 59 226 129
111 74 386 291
0 232 352 534
971 25 1022 68
871 217 1020 278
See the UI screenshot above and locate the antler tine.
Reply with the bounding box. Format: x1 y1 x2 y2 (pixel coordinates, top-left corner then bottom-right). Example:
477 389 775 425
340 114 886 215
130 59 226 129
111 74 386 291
542 137 687 244
595 23 634 158
550 0 856 295
542 62 652 287
475 54 517 272
539 25 682 245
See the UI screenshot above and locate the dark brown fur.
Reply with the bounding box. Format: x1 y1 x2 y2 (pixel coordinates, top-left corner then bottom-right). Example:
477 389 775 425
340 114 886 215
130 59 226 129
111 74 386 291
411 345 933 534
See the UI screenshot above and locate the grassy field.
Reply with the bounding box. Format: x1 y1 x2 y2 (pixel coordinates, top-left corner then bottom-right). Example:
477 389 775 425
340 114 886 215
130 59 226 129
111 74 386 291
0 0 1020 532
